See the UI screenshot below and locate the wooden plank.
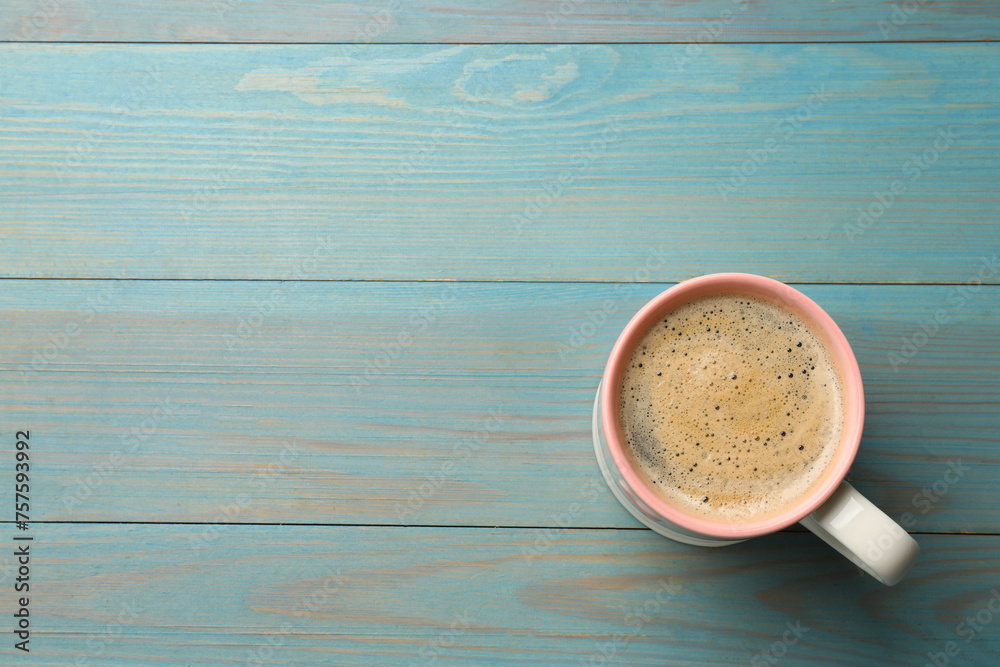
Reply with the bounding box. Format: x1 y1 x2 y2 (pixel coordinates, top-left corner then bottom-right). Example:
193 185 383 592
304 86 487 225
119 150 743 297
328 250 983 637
2 0 998 43
2 281 997 532
1 44 998 282
1 525 998 665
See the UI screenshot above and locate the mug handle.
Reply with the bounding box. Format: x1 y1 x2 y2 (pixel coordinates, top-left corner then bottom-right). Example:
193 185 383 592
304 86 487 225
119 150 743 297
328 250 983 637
799 481 919 586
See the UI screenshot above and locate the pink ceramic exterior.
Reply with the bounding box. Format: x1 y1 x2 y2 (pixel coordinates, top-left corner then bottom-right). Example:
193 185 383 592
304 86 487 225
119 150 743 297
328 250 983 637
600 273 866 540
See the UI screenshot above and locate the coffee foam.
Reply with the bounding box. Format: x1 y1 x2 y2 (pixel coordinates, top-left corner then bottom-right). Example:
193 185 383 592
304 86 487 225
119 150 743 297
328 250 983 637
618 293 844 524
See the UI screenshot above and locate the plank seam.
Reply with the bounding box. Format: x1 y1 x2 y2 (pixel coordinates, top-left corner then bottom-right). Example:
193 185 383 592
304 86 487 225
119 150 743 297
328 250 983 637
2 522 991 535
2 40 998 45
1 278 998 286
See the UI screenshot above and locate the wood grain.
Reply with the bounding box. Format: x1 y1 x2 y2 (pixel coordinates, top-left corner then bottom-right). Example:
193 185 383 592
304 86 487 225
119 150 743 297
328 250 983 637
1 524 998 665
1 44 998 282
2 281 996 531
3 2 997 664
2 0 998 43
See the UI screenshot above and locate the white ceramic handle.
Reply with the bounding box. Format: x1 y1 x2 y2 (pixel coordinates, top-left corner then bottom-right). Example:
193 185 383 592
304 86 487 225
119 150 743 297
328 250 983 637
799 481 919 586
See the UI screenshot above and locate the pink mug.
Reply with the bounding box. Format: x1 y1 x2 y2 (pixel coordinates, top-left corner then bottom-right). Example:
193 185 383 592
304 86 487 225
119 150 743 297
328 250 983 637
592 273 919 585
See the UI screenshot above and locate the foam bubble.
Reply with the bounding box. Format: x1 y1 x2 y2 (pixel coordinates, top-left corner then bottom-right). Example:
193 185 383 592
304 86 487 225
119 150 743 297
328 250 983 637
618 293 845 523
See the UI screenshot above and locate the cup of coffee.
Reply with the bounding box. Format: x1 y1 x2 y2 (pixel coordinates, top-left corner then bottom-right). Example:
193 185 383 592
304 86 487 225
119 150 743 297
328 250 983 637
592 273 919 585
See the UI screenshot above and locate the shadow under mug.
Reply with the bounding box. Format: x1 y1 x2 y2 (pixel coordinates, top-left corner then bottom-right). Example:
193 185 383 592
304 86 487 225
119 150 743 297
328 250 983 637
592 273 919 585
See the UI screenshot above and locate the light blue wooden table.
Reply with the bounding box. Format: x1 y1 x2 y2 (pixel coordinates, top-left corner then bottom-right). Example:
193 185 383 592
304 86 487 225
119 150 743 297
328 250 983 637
1 2 999 665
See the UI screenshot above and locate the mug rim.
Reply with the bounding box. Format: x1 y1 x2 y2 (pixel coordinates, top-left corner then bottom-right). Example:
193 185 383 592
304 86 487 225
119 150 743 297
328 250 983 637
600 273 865 539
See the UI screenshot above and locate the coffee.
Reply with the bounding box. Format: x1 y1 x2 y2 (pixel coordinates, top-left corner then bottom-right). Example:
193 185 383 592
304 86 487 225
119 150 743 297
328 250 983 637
618 293 845 523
